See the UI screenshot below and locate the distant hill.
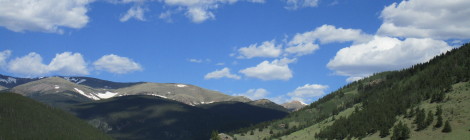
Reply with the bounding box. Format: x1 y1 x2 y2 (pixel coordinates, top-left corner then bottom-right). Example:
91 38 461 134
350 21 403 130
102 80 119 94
281 100 307 112
231 43 470 140
0 92 113 140
3 75 252 108
70 95 288 140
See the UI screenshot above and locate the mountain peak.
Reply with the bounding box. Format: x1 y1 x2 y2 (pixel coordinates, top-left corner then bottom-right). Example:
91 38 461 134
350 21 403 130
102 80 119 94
281 100 307 112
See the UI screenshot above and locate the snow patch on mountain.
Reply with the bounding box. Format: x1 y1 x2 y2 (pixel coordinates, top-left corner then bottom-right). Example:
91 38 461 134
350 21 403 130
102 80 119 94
63 77 87 84
0 77 17 84
150 94 168 99
176 84 187 88
54 85 60 89
95 91 118 99
74 88 100 100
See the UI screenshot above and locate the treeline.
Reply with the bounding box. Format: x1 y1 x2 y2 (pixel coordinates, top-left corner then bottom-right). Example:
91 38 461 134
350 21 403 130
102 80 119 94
314 43 470 139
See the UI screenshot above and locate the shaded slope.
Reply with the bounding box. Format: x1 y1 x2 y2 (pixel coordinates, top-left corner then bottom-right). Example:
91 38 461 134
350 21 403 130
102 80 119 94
71 95 288 140
0 92 113 140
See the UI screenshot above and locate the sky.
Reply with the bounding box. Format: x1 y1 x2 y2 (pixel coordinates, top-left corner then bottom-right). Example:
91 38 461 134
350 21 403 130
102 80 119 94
1 0 470 104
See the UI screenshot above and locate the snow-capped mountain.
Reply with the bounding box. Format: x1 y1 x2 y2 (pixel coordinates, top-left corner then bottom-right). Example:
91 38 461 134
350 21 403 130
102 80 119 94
2 74 250 107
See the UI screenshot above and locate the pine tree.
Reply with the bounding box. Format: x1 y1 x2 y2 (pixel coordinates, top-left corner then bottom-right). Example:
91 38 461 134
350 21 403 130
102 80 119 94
379 126 390 138
442 120 452 133
269 129 273 134
435 106 442 116
414 109 426 130
250 130 254 135
434 114 443 128
391 121 410 140
211 130 220 140
425 110 434 126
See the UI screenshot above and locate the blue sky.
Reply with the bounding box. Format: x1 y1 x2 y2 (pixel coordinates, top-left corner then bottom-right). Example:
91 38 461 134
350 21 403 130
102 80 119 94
1 0 469 104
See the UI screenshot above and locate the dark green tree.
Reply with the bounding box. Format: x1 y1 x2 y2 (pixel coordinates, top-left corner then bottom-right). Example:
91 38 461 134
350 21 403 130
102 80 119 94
250 130 254 135
435 106 442 116
435 113 443 128
442 120 452 133
211 130 220 140
269 129 273 134
391 121 410 140
379 126 390 138
425 110 434 126
414 109 426 130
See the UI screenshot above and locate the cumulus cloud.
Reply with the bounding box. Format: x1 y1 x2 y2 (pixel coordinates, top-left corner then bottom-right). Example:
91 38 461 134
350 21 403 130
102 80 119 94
285 0 319 10
0 0 94 33
285 24 371 56
161 0 236 23
235 88 269 100
204 67 241 80
0 50 12 67
120 5 147 22
287 84 328 103
48 52 89 75
93 54 142 74
377 0 470 39
237 40 282 59
7 53 50 76
327 36 452 81
239 58 295 81
6 52 89 76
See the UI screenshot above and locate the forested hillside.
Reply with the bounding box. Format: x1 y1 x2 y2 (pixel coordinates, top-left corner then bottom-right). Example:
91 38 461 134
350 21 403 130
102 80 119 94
231 43 470 140
0 92 113 140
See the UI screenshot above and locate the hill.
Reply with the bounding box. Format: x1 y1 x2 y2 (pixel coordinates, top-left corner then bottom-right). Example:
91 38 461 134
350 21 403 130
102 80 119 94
4 76 251 108
281 100 307 112
70 95 288 140
0 92 113 140
230 43 470 140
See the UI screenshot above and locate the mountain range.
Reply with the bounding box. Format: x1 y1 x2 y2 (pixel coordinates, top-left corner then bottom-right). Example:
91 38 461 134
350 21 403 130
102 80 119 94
0 73 294 140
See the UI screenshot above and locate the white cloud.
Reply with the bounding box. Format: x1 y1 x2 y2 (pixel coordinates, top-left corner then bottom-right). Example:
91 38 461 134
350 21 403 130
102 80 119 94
0 0 94 33
237 40 282 59
161 0 237 23
0 50 12 67
6 52 89 76
204 67 240 80
120 5 147 22
287 84 328 103
186 7 215 23
188 58 211 63
285 42 319 56
235 88 269 100
377 0 470 40
247 0 265 3
93 54 142 74
285 0 319 10
159 10 175 22
327 36 452 81
7 52 50 76
48 52 89 75
285 24 371 56
239 58 295 81
189 59 203 63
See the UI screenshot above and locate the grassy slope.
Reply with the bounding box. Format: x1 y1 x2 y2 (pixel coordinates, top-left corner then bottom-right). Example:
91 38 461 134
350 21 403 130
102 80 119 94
233 43 470 140
277 81 470 140
0 92 113 140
